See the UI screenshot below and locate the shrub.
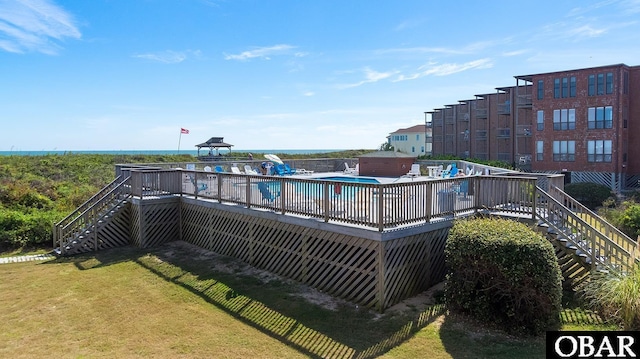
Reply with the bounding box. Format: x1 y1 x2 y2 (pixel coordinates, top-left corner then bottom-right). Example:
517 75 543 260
581 264 640 330
444 218 563 336
564 182 613 209
599 200 640 239
0 209 60 249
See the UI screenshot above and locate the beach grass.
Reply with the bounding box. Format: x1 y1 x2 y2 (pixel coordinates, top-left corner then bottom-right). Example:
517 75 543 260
0 243 611 359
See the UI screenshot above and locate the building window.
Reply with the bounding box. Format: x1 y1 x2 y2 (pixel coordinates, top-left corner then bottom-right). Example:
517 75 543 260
588 106 613 129
588 75 595 96
624 72 629 94
421 146 424 153
537 80 544 100
416 134 420 141
606 72 613 94
597 73 604 95
553 140 575 162
554 77 576 98
537 110 544 131
411 146 415 153
536 140 543 161
587 140 612 162
553 108 576 130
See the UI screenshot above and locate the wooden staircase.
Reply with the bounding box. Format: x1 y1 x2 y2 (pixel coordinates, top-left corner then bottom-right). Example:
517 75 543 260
534 185 639 289
53 176 132 256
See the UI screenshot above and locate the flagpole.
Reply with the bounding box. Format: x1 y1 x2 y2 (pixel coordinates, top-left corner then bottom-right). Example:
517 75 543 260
178 131 182 152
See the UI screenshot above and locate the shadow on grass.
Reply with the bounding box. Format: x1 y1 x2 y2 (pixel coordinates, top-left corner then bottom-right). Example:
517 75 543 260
438 302 608 359
45 243 445 358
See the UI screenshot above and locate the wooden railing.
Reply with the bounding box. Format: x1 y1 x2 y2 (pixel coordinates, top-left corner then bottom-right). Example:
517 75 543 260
128 169 540 231
54 176 125 230
535 187 638 273
548 185 639 264
54 177 131 254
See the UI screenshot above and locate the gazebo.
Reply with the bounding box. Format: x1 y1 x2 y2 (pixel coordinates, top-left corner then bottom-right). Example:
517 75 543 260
195 137 234 158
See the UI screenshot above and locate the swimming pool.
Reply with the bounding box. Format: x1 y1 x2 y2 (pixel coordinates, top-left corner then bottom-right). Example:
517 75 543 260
259 176 377 199
313 176 380 184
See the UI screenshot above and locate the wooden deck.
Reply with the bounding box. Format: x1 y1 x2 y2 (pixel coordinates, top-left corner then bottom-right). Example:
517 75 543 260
53 163 639 311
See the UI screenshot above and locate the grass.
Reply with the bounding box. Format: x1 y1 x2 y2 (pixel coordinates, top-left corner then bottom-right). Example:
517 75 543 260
0 243 613 359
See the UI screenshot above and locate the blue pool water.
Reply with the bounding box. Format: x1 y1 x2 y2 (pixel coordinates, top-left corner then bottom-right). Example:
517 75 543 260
261 176 377 199
314 176 380 184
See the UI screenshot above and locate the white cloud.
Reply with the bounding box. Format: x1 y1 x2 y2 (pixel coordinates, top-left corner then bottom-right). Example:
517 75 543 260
339 67 399 88
394 58 493 82
568 24 607 38
132 50 200 64
224 44 296 61
303 91 315 97
620 0 640 13
0 0 80 54
393 18 425 31
502 49 528 57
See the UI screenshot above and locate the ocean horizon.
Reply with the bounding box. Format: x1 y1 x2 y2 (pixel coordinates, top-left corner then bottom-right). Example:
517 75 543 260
0 149 349 157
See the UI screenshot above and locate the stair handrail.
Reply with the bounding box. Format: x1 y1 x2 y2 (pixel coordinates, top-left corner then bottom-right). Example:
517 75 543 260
548 185 638 257
59 192 132 255
55 175 125 229
55 177 131 252
536 186 637 273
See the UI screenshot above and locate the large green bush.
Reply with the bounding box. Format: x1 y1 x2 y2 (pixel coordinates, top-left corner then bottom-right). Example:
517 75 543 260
444 218 563 336
564 182 613 209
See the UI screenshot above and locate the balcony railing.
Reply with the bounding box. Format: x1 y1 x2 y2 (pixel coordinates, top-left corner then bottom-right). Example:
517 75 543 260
476 108 488 119
497 102 511 115
517 94 532 108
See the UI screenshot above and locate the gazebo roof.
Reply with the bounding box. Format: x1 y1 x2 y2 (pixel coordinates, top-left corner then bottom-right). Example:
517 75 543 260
195 137 234 149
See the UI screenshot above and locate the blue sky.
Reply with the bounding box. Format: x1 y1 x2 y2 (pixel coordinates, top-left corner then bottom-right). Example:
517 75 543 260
2 0 639 151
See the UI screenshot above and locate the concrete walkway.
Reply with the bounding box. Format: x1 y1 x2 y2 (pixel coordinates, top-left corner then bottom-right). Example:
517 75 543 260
0 253 55 265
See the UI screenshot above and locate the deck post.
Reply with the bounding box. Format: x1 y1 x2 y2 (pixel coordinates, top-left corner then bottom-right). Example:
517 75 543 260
245 176 251 209
531 180 537 221
425 181 432 222
323 182 329 222
377 185 384 232
377 240 386 312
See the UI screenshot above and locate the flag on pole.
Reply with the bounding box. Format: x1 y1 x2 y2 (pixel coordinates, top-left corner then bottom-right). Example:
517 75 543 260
181 128 189 134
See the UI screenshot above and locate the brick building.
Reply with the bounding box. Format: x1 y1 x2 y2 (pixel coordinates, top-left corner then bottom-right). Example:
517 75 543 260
429 63 640 191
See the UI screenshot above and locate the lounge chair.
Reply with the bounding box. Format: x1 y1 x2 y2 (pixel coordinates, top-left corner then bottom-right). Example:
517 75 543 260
187 174 208 195
441 164 452 178
344 162 360 176
405 164 421 178
215 165 224 173
257 182 279 203
273 164 287 175
344 162 358 174
230 165 243 175
295 168 314 175
284 164 296 175
244 165 259 175
448 166 458 178
455 180 469 199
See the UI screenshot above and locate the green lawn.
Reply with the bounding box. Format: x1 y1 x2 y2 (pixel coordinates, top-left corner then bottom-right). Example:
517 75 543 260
0 242 612 359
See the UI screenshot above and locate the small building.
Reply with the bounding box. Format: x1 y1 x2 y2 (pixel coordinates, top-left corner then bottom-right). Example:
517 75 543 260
387 124 431 156
358 151 416 177
196 137 233 159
